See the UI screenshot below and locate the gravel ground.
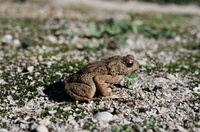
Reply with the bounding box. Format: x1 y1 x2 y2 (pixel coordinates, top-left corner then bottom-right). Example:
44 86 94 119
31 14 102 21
0 0 200 132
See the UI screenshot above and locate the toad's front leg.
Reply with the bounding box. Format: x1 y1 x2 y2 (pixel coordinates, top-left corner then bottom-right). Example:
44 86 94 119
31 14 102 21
93 75 122 97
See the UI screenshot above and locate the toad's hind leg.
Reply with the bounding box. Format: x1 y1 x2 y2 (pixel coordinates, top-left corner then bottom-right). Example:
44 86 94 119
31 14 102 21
64 82 96 102
93 75 122 97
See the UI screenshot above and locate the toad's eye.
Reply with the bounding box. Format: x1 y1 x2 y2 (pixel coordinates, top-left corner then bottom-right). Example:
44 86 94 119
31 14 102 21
126 60 133 67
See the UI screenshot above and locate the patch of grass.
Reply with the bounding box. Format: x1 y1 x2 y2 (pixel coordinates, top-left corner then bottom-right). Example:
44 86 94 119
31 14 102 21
83 120 97 130
0 72 39 106
55 14 186 40
141 25 176 39
166 43 200 75
123 72 137 88
0 18 45 38
0 59 84 107
143 65 164 74
78 39 106 52
190 80 199 90
1 122 8 129
37 108 51 118
54 107 70 119
82 20 134 38
131 13 197 37
111 124 133 132
192 93 200 103
144 116 158 131
180 41 200 50
166 61 199 74
85 19 177 39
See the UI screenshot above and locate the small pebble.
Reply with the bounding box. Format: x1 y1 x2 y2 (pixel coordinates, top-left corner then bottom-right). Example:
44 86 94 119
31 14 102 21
47 35 57 43
35 125 48 132
193 84 200 94
17 67 23 73
0 79 7 85
39 118 51 126
93 111 113 122
166 73 177 81
12 39 21 46
176 125 187 132
3 34 13 43
27 66 34 72
0 128 9 132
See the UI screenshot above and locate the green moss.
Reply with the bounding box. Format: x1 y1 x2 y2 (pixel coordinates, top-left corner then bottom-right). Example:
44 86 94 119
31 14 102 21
111 124 133 132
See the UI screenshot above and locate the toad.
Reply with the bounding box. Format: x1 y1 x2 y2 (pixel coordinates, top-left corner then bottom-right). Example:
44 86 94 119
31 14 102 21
64 54 139 102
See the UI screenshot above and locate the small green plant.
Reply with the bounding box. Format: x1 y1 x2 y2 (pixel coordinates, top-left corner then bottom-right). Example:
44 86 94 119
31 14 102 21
54 107 70 119
88 22 101 37
1 122 8 129
50 117 56 123
124 72 137 88
83 121 96 130
144 116 158 131
87 20 133 38
37 108 51 118
112 124 133 132
141 26 176 39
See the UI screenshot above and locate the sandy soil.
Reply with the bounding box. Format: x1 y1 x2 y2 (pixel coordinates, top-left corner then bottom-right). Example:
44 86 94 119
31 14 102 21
0 0 200 19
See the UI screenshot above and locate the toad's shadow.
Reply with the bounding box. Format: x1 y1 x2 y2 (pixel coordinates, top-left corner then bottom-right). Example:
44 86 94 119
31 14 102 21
43 81 73 102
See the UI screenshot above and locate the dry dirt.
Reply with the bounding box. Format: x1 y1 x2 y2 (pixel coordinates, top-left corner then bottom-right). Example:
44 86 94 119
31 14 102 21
0 0 200 19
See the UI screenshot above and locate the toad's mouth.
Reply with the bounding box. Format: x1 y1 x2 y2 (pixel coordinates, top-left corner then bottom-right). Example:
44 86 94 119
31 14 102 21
126 62 139 74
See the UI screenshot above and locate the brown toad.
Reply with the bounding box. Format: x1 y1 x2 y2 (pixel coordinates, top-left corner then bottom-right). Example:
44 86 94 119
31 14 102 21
64 54 139 102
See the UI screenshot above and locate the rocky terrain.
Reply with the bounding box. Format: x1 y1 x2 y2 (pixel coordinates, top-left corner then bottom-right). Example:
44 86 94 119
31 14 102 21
0 0 199 131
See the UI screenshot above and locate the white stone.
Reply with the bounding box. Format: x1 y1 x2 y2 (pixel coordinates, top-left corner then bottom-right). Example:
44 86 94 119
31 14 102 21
12 39 21 46
0 79 7 84
27 66 34 72
36 125 48 132
156 107 169 114
0 128 9 132
39 118 51 126
196 32 200 39
175 36 181 42
176 125 187 132
47 35 57 43
20 123 27 129
7 95 13 102
38 55 43 61
3 34 13 43
17 67 22 72
48 110 57 115
46 61 52 67
93 111 113 122
193 84 200 94
166 73 177 81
